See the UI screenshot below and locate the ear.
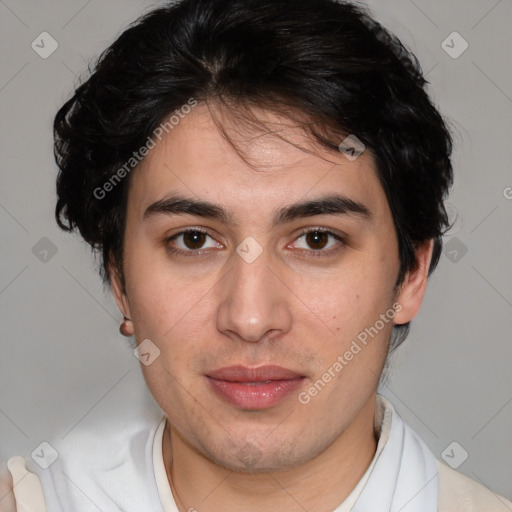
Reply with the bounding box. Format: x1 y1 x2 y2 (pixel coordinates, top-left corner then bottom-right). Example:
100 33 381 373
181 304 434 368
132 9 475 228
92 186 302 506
393 239 434 325
109 261 132 320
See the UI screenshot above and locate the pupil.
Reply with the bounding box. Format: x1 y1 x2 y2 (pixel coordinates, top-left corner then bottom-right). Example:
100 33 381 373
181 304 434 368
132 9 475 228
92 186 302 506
306 231 328 249
184 231 206 249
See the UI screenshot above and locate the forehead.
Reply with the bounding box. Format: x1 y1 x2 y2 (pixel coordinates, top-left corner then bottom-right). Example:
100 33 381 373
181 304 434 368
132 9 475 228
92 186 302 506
127 104 387 221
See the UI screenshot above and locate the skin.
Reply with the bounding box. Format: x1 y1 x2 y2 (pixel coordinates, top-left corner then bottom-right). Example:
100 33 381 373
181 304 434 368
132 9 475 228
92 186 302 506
111 104 433 512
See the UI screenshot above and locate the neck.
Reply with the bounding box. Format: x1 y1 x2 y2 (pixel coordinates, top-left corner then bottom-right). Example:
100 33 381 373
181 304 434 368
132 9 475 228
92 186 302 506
163 395 378 512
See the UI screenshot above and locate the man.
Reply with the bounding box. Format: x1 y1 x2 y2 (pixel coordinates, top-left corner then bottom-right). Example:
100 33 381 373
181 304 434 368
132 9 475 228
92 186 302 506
2 0 511 510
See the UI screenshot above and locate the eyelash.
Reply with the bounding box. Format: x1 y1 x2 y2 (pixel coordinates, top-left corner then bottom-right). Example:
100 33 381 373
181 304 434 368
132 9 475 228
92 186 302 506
165 227 345 258
291 228 345 258
165 228 216 257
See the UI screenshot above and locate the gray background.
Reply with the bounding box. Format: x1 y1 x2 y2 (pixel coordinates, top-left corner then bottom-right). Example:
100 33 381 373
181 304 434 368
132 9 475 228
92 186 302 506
1 0 511 502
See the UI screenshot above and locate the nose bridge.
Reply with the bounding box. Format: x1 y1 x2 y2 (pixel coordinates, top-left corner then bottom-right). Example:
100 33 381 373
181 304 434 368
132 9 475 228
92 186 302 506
216 243 292 342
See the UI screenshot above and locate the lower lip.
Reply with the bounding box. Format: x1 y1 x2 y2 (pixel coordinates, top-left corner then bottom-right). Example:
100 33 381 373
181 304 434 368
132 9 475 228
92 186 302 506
207 378 304 410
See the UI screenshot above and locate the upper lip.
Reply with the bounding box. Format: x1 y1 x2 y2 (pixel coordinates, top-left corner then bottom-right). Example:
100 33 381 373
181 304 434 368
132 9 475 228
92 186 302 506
207 365 304 382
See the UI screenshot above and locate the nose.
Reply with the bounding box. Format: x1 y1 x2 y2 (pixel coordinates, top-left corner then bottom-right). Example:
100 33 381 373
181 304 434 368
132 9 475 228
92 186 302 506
216 245 293 343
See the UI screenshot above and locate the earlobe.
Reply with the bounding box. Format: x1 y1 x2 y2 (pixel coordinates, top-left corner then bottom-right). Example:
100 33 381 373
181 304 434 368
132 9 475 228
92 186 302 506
110 265 135 337
393 239 434 325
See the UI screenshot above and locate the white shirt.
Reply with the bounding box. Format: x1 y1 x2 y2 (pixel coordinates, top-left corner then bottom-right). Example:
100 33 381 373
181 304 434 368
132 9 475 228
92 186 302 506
6 395 512 511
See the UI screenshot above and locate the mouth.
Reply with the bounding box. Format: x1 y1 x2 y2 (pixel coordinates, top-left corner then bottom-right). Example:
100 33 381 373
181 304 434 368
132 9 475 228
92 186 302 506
206 365 306 410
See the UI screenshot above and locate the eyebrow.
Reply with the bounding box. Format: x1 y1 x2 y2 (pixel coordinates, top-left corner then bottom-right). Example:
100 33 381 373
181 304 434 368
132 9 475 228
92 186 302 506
143 194 372 225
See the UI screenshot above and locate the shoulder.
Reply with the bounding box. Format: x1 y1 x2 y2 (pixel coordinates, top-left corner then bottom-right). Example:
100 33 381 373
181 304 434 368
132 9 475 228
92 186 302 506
3 456 46 512
3 412 166 512
0 465 15 512
437 460 512 512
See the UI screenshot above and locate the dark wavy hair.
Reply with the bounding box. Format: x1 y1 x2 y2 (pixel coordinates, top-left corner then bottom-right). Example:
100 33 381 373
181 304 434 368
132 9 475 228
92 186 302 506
54 0 453 350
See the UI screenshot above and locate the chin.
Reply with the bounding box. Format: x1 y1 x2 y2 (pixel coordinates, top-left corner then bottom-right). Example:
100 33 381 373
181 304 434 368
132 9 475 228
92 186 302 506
199 434 323 474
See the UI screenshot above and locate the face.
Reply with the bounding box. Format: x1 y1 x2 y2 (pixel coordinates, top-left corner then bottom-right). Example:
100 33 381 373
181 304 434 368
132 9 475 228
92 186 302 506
112 104 427 473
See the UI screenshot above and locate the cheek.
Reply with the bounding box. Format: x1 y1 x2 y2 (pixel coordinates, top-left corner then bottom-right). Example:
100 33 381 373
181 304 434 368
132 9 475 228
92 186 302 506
124 262 217 383
299 256 397 341
123 245 206 337
302 276 395 405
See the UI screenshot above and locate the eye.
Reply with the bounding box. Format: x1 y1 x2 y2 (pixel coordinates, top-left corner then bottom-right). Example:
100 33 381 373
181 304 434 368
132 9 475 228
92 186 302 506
167 229 222 254
290 229 344 253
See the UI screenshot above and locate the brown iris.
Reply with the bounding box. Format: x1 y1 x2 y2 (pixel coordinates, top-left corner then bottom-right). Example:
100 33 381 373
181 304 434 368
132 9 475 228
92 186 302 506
305 231 329 250
183 231 207 249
